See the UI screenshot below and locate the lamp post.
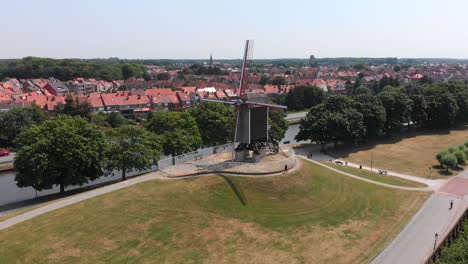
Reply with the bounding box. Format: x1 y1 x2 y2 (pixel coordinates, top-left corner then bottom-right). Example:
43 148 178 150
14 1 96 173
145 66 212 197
429 167 432 179
370 152 373 172
434 233 439 251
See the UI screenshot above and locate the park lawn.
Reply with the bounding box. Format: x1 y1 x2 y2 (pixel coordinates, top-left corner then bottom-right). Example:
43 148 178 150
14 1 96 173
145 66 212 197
0 162 430 264
330 124 468 178
322 162 428 188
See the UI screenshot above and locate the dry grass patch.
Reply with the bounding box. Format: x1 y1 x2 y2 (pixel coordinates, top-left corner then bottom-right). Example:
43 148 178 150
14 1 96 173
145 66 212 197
330 124 468 178
0 162 429 263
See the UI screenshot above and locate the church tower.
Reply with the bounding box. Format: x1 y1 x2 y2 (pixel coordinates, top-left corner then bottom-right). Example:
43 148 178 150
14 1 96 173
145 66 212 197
209 53 213 67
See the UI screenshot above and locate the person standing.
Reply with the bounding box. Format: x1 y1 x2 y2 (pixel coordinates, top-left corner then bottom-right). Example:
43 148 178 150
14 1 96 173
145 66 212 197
449 200 453 210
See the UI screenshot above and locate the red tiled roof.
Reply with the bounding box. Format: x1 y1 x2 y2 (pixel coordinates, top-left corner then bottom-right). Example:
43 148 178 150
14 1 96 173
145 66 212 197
101 92 150 106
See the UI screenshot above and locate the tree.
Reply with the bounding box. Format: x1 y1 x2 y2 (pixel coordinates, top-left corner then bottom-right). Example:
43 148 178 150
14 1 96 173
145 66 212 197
146 111 202 156
422 85 459 128
453 151 466 166
105 126 162 181
409 93 428 127
189 102 235 146
259 75 269 86
0 104 47 148
440 153 457 172
156 72 171 81
268 108 288 142
56 95 93 120
285 85 324 111
92 112 128 128
352 86 372 96
14 115 107 193
272 76 287 86
354 94 386 136
378 87 412 136
296 95 365 151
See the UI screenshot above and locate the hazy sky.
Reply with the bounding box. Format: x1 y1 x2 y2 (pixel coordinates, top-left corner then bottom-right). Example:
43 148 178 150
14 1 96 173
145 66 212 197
2 0 468 59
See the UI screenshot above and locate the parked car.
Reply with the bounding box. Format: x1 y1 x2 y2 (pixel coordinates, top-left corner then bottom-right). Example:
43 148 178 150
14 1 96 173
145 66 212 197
0 151 11 157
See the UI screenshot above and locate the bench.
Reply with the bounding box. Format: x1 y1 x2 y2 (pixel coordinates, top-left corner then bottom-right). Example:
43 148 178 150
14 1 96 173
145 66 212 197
194 155 203 160
378 169 388 175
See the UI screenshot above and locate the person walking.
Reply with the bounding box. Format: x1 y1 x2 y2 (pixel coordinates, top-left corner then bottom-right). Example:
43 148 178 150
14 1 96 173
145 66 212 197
449 200 453 210
285 165 288 172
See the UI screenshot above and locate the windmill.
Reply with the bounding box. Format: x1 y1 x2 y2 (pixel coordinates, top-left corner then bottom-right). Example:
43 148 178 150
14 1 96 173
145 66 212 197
201 40 287 161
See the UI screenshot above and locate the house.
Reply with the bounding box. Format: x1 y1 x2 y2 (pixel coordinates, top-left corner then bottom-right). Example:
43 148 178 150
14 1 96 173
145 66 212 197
78 93 105 112
145 88 182 111
44 81 70 96
177 92 192 110
101 91 151 118
67 78 95 94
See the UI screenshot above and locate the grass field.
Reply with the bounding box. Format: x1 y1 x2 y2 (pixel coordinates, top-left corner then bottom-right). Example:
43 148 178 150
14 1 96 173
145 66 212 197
330 124 468 178
0 161 429 264
322 162 428 188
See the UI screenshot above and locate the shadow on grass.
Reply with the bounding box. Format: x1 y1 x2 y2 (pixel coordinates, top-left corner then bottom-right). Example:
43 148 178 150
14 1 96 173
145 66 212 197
438 170 454 176
217 174 247 206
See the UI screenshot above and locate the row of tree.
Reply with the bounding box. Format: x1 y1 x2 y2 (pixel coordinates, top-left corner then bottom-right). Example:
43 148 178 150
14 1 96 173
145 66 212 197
0 57 147 81
10 102 288 193
436 142 468 172
296 81 468 150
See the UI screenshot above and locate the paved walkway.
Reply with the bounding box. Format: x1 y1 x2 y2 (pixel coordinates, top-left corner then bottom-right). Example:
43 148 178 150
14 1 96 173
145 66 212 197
300 156 433 192
372 192 468 264
293 144 446 188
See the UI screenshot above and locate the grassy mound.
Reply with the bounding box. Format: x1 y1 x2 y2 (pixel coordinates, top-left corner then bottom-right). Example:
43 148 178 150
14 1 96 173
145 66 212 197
0 161 429 263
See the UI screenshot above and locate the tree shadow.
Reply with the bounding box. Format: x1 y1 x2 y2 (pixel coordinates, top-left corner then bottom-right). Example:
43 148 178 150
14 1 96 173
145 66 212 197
217 174 247 206
438 170 454 176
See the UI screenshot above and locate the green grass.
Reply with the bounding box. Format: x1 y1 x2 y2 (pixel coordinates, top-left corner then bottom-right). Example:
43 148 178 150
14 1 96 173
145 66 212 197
0 162 429 264
322 162 428 188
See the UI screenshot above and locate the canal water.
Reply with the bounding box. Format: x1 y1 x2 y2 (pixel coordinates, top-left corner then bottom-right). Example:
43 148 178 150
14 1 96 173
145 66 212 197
0 124 305 206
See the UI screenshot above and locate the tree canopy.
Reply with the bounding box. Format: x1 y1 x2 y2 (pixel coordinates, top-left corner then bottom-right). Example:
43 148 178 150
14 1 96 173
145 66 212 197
285 85 324 111
296 95 365 150
189 102 235 146
146 111 202 156
0 104 48 148
14 115 107 193
105 125 162 180
268 108 288 142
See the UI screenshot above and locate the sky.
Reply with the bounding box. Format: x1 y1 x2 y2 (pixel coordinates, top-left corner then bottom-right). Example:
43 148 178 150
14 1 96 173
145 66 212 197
2 0 468 59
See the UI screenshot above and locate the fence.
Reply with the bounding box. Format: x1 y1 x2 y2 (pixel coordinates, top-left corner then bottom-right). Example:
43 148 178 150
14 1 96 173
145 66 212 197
425 206 468 263
157 143 233 170
194 149 296 174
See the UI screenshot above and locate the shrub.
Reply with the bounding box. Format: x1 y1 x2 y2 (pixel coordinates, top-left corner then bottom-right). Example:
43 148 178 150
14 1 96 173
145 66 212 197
436 151 448 166
454 151 466 166
448 147 456 153
441 153 457 171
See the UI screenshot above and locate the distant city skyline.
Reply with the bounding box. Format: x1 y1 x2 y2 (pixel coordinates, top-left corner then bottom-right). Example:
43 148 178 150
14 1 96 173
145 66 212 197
2 0 468 59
